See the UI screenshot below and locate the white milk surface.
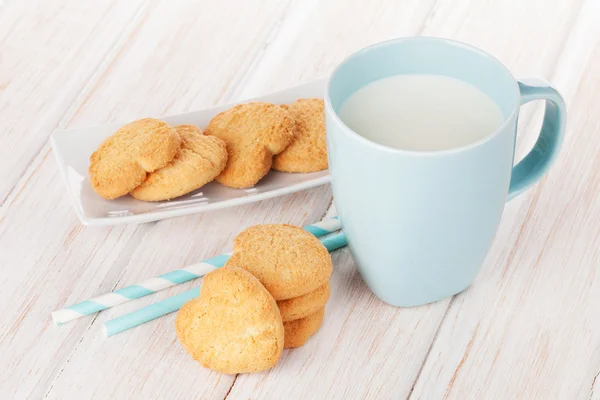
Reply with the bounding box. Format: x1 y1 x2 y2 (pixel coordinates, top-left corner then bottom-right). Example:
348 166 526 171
338 74 505 151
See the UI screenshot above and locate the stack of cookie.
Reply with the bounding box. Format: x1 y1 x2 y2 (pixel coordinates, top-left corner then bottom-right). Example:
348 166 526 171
225 224 332 349
205 98 327 189
175 224 332 374
89 119 228 201
88 98 327 201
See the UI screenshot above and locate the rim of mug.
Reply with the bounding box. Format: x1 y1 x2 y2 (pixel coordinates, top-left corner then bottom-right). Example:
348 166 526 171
325 36 521 156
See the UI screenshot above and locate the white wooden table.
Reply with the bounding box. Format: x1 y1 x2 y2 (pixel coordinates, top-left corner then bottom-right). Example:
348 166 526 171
1 0 599 398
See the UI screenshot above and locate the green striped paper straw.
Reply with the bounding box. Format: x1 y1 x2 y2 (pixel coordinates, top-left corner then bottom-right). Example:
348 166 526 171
103 231 347 336
53 217 341 325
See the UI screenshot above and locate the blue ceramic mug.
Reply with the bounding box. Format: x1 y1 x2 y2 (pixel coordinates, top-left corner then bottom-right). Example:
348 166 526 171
325 37 566 306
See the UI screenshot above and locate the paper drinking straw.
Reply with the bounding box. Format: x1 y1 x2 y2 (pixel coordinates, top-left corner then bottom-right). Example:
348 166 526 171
53 217 341 325
103 231 347 336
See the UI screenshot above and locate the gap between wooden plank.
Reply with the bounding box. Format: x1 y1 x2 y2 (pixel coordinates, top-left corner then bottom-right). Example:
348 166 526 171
590 369 600 400
223 375 239 400
406 297 455 400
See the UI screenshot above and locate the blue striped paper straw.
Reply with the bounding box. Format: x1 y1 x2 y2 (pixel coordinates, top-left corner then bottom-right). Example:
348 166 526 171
52 217 341 326
103 231 347 336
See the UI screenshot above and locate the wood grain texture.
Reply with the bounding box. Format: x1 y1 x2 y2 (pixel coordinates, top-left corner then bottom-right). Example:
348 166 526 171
226 0 587 398
228 248 451 399
410 1 600 399
0 0 329 398
0 0 598 399
225 1 448 398
0 0 147 205
233 0 437 99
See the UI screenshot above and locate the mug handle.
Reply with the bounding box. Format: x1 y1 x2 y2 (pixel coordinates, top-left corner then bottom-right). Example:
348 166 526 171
508 78 567 200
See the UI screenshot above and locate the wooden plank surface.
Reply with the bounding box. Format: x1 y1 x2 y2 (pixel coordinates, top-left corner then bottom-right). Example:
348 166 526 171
0 0 598 399
411 1 600 398
0 0 147 205
226 1 587 399
0 0 322 398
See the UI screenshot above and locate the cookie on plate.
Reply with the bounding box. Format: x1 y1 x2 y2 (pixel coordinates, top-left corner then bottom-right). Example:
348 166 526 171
273 98 327 173
175 266 284 374
89 118 181 199
284 307 325 348
224 224 333 300
130 124 227 201
204 102 296 188
277 282 330 322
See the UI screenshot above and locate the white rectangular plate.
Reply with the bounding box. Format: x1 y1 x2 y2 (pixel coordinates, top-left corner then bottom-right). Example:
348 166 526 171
51 78 330 226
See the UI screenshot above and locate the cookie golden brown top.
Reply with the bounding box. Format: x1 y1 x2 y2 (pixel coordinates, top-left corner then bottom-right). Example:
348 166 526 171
204 102 296 188
224 224 333 300
89 118 181 199
175 266 284 374
130 124 227 201
273 98 327 173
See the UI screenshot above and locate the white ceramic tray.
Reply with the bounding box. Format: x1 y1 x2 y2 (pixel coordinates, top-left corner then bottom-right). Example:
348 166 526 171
51 78 330 226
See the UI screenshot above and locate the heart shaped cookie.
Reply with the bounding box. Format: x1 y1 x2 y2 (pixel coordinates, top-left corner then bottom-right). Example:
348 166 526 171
175 266 284 374
224 224 333 300
130 124 228 201
204 102 296 188
89 118 181 199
